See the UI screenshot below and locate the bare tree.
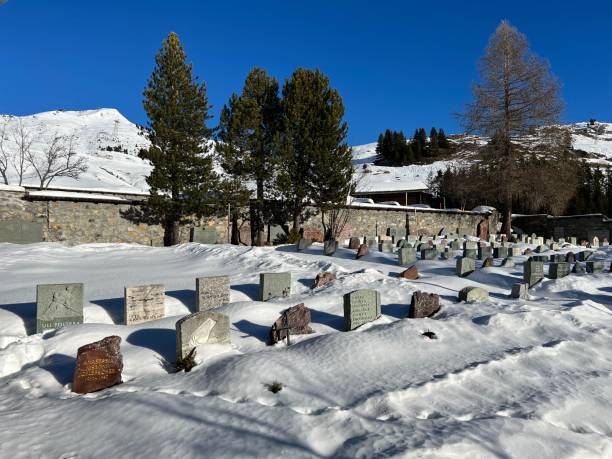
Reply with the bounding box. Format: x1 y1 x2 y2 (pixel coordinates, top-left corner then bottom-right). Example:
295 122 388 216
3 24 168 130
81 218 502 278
461 20 569 235
11 119 35 185
0 118 11 184
26 134 87 189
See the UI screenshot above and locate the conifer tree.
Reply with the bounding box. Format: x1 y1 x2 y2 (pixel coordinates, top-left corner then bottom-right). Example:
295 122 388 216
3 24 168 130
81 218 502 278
438 128 450 149
429 127 439 153
217 68 280 246
140 32 218 246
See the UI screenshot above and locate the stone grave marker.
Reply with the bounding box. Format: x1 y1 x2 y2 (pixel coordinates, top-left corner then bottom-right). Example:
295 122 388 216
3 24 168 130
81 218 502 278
124 284 165 325
312 272 336 289
478 246 492 260
535 244 549 253
586 261 604 273
565 252 576 263
458 287 489 302
464 241 477 250
463 248 477 259
259 273 291 301
297 238 312 252
510 247 522 257
343 289 381 331
569 237 577 245
549 262 571 279
399 265 419 280
72 335 123 394
577 251 593 262
196 276 230 311
396 239 407 248
269 303 314 345
349 237 361 250
494 247 509 259
530 255 549 262
398 248 417 266
524 261 544 288
176 311 231 360
324 240 338 256
456 257 475 277
191 227 217 244
421 248 437 260
356 243 369 259
440 248 452 260
36 283 84 333
549 254 565 263
501 257 515 268
379 240 394 253
366 237 377 249
408 291 440 318
592 236 600 248
511 283 528 299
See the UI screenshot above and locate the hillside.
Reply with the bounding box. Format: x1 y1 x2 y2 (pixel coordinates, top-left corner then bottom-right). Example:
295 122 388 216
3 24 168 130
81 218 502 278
1 109 611 195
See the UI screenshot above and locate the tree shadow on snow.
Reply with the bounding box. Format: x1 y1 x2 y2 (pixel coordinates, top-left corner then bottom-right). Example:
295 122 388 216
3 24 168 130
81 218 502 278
310 309 344 331
231 283 259 301
166 289 196 312
233 319 270 343
0 301 37 335
126 328 176 362
90 297 124 324
382 303 407 319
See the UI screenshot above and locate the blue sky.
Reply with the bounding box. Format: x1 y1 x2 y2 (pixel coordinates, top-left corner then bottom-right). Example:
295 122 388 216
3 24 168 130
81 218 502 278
1 1 611 144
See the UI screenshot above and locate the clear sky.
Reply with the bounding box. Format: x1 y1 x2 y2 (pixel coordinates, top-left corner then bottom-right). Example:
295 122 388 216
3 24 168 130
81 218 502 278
1 0 611 144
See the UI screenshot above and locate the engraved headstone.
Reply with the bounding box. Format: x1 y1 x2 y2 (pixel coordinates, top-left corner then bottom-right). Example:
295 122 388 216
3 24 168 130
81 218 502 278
569 237 577 245
324 240 338 256
269 303 314 345
464 241 477 250
36 283 84 333
396 239 407 248
530 255 549 262
565 252 576 263
494 247 509 259
450 240 462 250
191 227 217 244
176 311 231 360
458 286 489 302
124 284 165 325
510 247 522 257
379 240 394 253
463 248 477 259
259 272 291 301
297 238 312 252
477 219 489 240
196 276 230 311
73 336 122 394
409 291 440 318
343 289 381 331
456 257 475 277
421 248 437 260
549 254 565 263
478 246 493 260
366 237 377 249
549 262 571 279
523 261 544 288
398 248 417 266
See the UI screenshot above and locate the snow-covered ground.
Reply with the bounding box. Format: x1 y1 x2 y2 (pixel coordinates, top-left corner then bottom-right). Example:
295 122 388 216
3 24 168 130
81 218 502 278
0 241 610 458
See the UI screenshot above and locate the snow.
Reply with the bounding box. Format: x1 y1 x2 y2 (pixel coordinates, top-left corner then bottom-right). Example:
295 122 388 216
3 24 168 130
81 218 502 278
26 190 131 202
0 241 610 457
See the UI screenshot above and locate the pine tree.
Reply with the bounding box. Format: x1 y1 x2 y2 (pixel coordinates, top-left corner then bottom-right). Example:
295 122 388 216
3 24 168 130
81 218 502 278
429 127 439 154
140 32 218 246
276 68 354 235
438 128 450 149
606 167 612 217
217 68 281 245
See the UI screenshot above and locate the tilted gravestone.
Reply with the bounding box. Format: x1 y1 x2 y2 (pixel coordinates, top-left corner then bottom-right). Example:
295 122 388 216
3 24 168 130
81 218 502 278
399 265 419 280
511 283 528 299
549 262 571 279
523 261 544 288
36 283 84 333
586 261 604 273
421 248 437 260
456 257 475 277
409 291 440 318
191 227 217 244
312 271 336 289
343 289 381 331
72 335 123 394
356 243 369 259
196 276 230 311
124 284 165 325
259 272 291 301
176 311 231 360
458 286 489 302
269 303 314 345
398 248 417 266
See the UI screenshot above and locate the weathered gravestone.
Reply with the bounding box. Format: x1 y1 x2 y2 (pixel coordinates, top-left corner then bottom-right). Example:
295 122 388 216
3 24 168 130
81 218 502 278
379 241 394 253
530 255 549 262
269 303 314 345
196 276 230 311
494 247 509 259
343 289 381 331
324 240 338 256
458 287 489 302
356 243 369 259
36 283 84 333
510 247 522 257
535 244 549 253
450 240 462 250
259 272 291 301
565 252 576 263
549 262 571 279
482 257 495 268
511 283 528 299
366 237 377 249
73 335 123 394
569 237 577 245
477 219 489 241
388 227 406 241
191 227 217 244
421 248 437 260
124 284 165 325
176 311 231 360
398 248 417 266
591 236 600 248
586 261 604 273
440 248 452 260
524 261 544 288
456 257 475 277
464 241 477 250
478 246 493 260
463 248 477 259
501 257 515 268
297 238 312 252
312 272 336 289
409 291 440 318
549 254 565 263
349 237 361 250
399 265 419 280
396 239 407 248
577 251 593 262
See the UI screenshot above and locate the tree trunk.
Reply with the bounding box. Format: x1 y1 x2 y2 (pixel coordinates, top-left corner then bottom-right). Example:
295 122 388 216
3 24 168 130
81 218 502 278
164 219 181 246
255 180 264 246
231 211 240 245
501 199 512 237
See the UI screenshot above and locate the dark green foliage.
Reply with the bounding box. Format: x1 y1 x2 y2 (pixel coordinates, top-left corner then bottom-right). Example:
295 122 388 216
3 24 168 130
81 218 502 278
438 128 450 149
217 68 281 245
276 68 354 232
265 381 283 393
567 162 612 216
140 32 218 246
176 348 197 372
375 127 452 166
375 130 413 165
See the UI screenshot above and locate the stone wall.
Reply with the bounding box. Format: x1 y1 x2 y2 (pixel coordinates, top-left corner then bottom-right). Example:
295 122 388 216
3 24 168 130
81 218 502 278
512 214 612 242
0 187 228 245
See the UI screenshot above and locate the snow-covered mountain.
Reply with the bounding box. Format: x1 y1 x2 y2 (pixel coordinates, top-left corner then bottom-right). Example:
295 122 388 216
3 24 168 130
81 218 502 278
1 109 611 194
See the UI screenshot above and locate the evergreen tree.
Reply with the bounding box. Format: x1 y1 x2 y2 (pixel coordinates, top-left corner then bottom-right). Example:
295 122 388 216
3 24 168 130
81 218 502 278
438 128 450 148
606 167 612 217
429 127 439 154
276 68 354 235
140 32 218 246
217 67 281 246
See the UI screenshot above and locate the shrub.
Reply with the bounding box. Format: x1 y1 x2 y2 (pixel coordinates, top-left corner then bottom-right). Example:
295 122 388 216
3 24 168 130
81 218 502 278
176 348 197 372
265 381 283 393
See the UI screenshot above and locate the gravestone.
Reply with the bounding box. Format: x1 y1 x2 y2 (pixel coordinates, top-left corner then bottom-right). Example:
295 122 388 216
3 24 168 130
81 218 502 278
396 239 407 248
343 289 381 331
399 265 419 280
591 236 600 248
398 248 417 266
440 248 452 260
478 246 493 260
535 245 549 253
464 241 477 250
511 283 528 299
549 262 571 279
259 272 291 301
565 252 576 263
421 248 437 260
530 255 549 262
586 261 604 273
388 227 407 241
523 261 544 288
463 249 477 259
176 311 231 360
456 257 475 277
477 219 489 240
191 227 217 244
482 257 494 268
451 240 462 250
501 257 515 268
379 241 394 253
312 272 336 289
269 303 314 345
408 291 440 318
356 243 369 259
297 238 312 252
494 247 509 259
366 237 377 249
602 238 609 247
72 335 122 394
569 237 577 245
510 247 522 257
324 240 338 256
349 237 361 250
36 283 84 333
124 284 165 325
523 248 533 256
573 263 586 274
196 276 230 311
549 254 565 262
577 251 593 262
458 287 489 302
